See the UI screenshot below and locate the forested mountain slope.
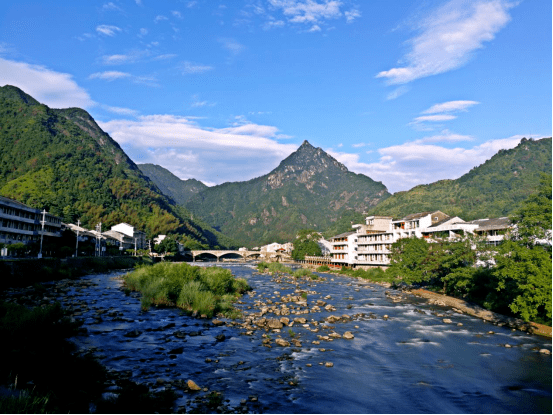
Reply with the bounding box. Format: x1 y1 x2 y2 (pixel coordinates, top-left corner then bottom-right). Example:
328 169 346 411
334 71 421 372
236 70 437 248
369 137 552 220
138 163 207 205
185 141 390 247
0 85 236 247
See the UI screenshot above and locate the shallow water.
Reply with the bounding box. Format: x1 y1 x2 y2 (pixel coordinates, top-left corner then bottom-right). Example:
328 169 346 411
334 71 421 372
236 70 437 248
54 264 551 413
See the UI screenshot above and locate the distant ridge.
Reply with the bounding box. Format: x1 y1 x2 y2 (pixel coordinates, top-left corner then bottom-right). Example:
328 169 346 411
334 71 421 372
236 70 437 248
184 140 391 247
369 137 552 220
138 163 207 205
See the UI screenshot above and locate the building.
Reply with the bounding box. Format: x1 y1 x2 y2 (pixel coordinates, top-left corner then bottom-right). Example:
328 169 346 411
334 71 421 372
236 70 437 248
468 217 512 246
109 223 146 250
329 231 358 268
260 242 294 254
0 196 62 245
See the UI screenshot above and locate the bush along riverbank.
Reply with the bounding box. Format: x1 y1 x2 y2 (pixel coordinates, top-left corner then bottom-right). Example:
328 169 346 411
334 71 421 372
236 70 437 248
123 262 251 318
0 256 152 290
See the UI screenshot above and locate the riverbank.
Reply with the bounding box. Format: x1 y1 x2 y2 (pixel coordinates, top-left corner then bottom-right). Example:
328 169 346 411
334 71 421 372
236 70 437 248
0 256 150 290
409 288 552 338
304 264 552 338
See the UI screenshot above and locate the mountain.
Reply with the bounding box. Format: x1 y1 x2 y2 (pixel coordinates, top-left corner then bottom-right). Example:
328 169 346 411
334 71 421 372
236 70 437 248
369 137 552 220
138 163 207 205
0 85 236 247
184 140 391 247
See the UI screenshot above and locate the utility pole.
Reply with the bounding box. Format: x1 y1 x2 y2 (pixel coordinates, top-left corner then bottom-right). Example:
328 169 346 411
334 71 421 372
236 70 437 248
95 222 102 257
75 219 80 257
38 209 46 259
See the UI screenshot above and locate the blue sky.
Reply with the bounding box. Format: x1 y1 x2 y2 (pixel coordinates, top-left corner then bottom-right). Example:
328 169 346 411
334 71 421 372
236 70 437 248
0 0 551 192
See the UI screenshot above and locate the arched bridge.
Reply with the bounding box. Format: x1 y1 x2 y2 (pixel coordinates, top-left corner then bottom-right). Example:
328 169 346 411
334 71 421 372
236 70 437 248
189 250 290 262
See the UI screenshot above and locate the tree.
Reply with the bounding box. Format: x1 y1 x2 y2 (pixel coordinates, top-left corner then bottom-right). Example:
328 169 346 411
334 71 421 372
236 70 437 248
291 229 322 260
386 236 429 284
490 240 552 324
510 173 552 246
155 236 179 255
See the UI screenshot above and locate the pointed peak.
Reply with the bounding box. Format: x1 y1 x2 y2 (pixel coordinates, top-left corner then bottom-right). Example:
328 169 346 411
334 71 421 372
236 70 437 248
300 140 315 149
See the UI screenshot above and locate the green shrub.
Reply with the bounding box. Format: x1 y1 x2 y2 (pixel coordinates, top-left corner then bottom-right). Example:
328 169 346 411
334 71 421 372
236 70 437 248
125 262 249 317
293 268 313 278
316 265 330 272
256 262 269 272
267 262 292 274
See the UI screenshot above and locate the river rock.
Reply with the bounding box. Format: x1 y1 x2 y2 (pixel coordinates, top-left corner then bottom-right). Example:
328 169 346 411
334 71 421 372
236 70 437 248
275 339 290 347
212 319 225 326
539 349 551 355
267 318 284 329
325 362 334 367
294 317 307 324
187 380 201 391
279 317 290 326
343 331 354 340
443 318 453 324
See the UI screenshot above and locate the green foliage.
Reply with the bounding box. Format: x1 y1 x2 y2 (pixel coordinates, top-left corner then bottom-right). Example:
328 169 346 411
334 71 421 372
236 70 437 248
316 265 330 272
267 262 293 274
0 85 235 248
386 237 430 283
292 229 323 260
256 261 270 272
155 235 179 254
124 262 250 318
510 173 552 245
184 141 390 247
489 241 552 324
0 389 50 414
370 137 552 221
138 163 207 205
293 268 313 278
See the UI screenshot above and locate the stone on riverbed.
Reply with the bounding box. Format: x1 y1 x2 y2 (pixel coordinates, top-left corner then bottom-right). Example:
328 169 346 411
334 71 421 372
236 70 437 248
187 380 201 391
275 339 290 347
343 331 354 340
267 318 284 329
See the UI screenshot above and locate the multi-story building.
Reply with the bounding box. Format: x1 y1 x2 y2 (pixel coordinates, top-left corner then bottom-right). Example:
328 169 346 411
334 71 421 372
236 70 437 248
0 196 62 245
108 223 146 250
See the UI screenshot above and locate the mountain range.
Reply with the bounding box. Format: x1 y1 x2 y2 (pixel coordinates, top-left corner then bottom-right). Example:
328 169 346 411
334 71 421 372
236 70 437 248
1 85 550 249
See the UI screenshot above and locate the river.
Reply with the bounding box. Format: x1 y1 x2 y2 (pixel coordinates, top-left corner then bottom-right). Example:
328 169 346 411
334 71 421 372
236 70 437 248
52 264 551 413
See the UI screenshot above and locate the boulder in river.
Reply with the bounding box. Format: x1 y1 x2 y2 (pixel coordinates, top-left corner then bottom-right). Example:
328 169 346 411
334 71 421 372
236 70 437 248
275 339 290 347
187 380 201 391
343 331 354 340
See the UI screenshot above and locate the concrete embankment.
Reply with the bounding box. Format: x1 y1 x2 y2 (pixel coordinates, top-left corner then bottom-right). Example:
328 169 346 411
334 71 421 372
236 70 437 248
0 256 148 289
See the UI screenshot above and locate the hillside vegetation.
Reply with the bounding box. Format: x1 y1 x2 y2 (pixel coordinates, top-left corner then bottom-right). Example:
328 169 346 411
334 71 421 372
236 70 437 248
183 141 390 247
138 163 207 205
0 85 236 247
369 137 552 221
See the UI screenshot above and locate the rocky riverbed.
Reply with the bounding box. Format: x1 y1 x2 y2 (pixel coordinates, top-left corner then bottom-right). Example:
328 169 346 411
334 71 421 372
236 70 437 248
1 264 551 413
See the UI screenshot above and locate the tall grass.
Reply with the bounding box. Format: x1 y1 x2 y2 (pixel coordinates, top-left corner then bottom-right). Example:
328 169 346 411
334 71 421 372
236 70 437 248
124 262 250 318
293 268 313 278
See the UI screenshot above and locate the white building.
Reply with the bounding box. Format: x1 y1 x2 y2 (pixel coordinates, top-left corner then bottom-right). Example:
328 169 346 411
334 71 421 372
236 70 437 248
109 223 146 249
260 242 294 254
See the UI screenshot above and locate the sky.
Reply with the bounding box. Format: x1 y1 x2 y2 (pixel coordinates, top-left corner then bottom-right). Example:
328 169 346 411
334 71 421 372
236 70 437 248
0 0 551 193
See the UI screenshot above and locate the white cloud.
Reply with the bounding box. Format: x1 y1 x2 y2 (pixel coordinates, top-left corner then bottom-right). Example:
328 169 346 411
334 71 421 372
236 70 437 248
138 28 148 37
89 71 131 81
101 2 122 12
414 130 474 144
269 0 343 24
376 0 515 84
352 143 366 148
328 136 524 193
422 100 480 114
412 114 457 123
101 105 139 116
179 61 214 74
101 50 149 65
154 15 169 23
0 58 94 108
96 25 122 36
386 86 409 100
307 24 322 32
99 114 298 185
345 8 361 23
219 38 245 55
172 11 183 19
